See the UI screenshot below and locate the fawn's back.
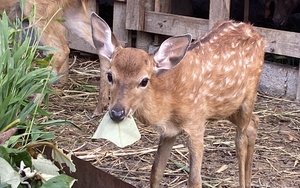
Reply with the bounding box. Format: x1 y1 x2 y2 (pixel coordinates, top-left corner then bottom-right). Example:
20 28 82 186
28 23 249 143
129 21 265 128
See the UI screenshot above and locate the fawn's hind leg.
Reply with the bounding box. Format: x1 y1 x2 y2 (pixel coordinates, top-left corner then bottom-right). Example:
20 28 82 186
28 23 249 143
228 97 259 188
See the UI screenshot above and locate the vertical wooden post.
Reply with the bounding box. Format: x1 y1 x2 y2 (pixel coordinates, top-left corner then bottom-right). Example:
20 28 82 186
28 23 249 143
244 0 250 22
113 1 131 47
135 0 154 51
153 0 171 45
126 0 145 31
155 0 171 13
209 0 230 29
296 69 300 101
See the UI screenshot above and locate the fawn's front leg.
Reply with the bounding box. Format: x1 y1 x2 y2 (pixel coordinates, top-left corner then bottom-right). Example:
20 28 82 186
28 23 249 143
150 135 177 188
185 121 206 188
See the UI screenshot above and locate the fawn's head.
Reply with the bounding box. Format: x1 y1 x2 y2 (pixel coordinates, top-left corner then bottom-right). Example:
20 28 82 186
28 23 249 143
91 13 191 123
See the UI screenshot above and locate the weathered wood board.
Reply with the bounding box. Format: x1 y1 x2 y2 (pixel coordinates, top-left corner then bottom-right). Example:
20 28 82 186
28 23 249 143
142 11 300 59
144 11 209 39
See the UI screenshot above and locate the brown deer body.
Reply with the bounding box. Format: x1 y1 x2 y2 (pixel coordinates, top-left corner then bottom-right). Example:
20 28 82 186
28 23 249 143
91 12 265 188
0 0 94 84
1 0 111 112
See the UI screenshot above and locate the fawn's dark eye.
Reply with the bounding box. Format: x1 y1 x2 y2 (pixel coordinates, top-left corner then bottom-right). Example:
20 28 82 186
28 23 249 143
139 78 149 87
107 72 113 83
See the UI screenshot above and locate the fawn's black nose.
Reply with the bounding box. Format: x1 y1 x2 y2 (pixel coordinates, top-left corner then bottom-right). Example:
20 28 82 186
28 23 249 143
109 105 125 123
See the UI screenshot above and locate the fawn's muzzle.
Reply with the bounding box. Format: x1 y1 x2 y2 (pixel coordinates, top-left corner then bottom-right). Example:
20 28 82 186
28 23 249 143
109 105 126 123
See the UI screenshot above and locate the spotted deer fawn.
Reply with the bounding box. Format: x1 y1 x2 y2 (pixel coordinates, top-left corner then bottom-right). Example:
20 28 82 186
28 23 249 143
91 12 265 188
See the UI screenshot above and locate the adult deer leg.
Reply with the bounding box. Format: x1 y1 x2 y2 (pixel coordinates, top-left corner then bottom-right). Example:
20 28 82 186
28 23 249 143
93 57 111 116
38 20 70 86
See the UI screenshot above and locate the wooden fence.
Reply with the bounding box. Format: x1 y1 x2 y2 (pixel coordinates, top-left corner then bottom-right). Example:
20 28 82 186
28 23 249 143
69 0 300 100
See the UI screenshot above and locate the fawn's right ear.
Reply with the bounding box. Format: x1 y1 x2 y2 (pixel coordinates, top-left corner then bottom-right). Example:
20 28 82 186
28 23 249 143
91 12 120 61
153 34 191 72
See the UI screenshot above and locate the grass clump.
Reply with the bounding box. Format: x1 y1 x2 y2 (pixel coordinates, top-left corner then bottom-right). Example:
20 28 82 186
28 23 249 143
0 3 76 188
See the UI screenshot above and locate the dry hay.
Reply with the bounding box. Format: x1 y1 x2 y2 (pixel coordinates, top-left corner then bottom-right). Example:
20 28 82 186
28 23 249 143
48 52 300 188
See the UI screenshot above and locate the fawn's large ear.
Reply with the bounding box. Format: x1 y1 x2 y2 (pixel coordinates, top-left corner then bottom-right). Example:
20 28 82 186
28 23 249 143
153 34 191 71
91 12 120 61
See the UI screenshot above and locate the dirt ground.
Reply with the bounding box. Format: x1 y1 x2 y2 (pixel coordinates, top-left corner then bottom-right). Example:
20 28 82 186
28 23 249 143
48 52 300 188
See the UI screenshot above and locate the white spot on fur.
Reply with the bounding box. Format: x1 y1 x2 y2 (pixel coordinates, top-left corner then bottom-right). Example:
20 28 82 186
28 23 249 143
192 73 197 80
194 97 198 104
205 80 215 88
206 61 213 71
193 87 196 93
189 93 194 100
233 60 237 66
224 65 233 72
215 97 224 102
225 77 235 86
244 28 252 37
257 40 262 47
238 60 243 66
229 25 237 30
223 53 231 59
231 42 239 48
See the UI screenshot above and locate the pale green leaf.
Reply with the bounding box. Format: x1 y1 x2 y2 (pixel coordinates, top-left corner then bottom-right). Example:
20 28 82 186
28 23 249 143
92 112 141 148
0 158 21 188
32 158 59 175
51 147 76 173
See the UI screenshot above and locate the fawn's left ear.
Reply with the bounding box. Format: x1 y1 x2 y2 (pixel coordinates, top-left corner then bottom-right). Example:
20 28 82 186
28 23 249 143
153 34 191 72
91 12 120 61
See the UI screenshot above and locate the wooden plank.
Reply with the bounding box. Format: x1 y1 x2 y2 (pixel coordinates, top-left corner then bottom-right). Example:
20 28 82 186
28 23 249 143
255 27 300 58
113 1 131 47
209 0 230 29
244 0 249 22
125 0 145 31
153 0 172 45
155 0 171 12
68 0 97 54
144 11 209 38
142 11 300 59
68 32 97 54
135 0 154 51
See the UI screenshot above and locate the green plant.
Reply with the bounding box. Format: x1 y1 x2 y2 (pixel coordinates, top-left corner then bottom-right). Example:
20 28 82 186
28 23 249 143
0 3 77 188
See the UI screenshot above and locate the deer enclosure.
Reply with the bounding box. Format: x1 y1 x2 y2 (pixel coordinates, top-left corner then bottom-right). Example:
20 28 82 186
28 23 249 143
54 0 300 187
48 53 300 187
